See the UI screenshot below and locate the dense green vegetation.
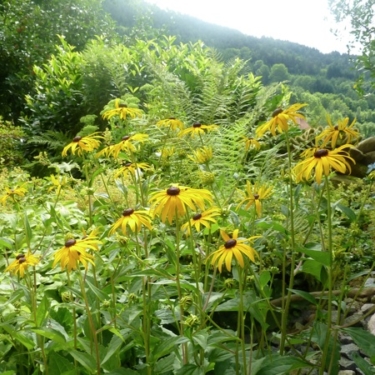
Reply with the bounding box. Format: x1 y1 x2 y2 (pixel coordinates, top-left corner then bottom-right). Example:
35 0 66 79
2 1 375 374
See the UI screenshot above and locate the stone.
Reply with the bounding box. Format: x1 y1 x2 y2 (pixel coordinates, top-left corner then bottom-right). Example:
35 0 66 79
367 313 375 335
360 303 375 313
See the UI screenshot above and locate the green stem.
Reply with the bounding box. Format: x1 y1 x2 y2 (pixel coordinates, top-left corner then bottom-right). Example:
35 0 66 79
78 270 101 375
280 134 297 354
237 267 247 374
320 176 334 375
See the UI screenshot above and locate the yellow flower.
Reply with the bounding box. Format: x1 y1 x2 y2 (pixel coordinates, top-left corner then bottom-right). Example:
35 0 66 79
244 137 261 151
149 185 213 224
293 145 355 184
0 186 27 205
53 233 102 272
179 123 218 138
210 229 258 272
48 174 69 195
102 99 143 121
189 146 213 164
256 103 307 137
110 208 152 235
5 251 39 277
237 181 273 217
158 147 175 160
114 162 152 179
96 134 149 158
316 116 360 148
62 133 102 157
157 118 184 131
181 207 221 235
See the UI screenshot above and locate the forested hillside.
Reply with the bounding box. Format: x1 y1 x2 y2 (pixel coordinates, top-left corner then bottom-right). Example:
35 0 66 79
104 0 375 132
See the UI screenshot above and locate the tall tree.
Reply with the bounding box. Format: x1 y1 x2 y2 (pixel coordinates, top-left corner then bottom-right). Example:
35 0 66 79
0 0 116 121
329 0 375 92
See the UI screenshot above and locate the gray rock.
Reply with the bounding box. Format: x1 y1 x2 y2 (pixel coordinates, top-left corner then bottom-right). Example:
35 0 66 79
338 371 355 375
360 303 375 313
340 343 360 358
367 313 375 335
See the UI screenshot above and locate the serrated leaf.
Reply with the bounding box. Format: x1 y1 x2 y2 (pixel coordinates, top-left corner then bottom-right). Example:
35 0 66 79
101 335 123 366
69 350 96 372
32 327 66 344
343 327 375 358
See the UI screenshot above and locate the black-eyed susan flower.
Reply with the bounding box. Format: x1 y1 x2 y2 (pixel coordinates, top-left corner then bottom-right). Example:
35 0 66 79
293 145 355 184
110 208 152 235
96 134 149 158
62 133 102 157
237 181 273 217
179 123 218 138
0 185 27 205
156 118 184 131
316 116 360 148
210 229 258 272
181 207 221 235
53 233 102 272
149 185 213 224
114 162 152 179
189 146 213 164
244 137 261 151
102 99 143 121
256 103 307 137
5 251 39 277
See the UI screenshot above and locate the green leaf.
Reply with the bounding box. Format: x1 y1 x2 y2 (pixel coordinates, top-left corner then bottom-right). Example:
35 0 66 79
259 271 271 289
152 336 189 361
154 353 176 374
288 289 318 305
0 237 13 249
350 352 375 374
297 248 331 266
192 331 208 349
301 259 324 282
343 327 375 358
24 213 33 246
335 202 356 222
36 294 49 327
48 352 75 374
254 355 311 375
85 278 108 301
32 327 66 344
101 335 123 366
69 350 96 372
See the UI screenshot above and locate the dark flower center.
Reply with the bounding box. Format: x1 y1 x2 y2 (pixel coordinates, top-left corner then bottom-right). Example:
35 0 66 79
65 239 77 247
73 136 82 142
122 135 131 141
124 162 132 167
314 149 329 158
193 213 202 220
123 208 135 216
193 123 202 128
253 194 260 200
272 108 283 117
16 254 24 260
18 257 27 264
167 186 180 196
334 125 339 130
224 239 237 249
119 103 128 108
169 117 176 120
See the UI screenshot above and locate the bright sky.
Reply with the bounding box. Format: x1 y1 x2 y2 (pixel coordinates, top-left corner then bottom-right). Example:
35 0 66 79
144 0 350 54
